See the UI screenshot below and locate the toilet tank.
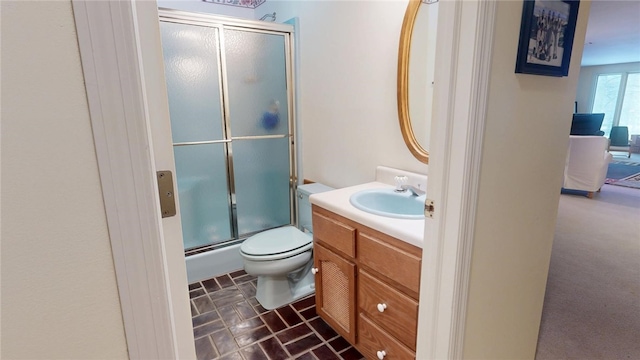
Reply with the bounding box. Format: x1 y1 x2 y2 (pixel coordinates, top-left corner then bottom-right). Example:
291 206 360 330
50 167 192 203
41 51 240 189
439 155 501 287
296 183 334 234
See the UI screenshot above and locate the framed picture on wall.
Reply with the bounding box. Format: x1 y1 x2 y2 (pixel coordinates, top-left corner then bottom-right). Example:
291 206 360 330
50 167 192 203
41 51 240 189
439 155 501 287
515 0 580 77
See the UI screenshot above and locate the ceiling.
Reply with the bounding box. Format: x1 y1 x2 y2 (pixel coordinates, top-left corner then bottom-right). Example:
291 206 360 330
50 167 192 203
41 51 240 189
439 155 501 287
581 0 640 66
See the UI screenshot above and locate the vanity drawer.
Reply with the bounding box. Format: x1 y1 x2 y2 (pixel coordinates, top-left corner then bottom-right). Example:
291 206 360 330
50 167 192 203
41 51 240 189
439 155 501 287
357 231 421 294
312 207 356 258
358 270 418 350
357 313 415 360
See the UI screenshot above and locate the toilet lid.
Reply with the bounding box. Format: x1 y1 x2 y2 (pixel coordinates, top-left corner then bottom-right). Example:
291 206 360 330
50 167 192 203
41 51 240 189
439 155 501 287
240 226 312 256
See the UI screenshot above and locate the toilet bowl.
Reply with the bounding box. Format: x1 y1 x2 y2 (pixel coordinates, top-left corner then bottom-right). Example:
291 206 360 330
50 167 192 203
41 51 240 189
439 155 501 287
239 183 333 310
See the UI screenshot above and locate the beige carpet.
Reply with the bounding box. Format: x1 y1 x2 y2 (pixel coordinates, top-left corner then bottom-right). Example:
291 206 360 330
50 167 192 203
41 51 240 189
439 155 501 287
536 185 640 359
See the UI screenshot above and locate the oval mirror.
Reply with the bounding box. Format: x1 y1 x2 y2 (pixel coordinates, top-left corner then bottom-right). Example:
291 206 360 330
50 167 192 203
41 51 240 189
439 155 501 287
398 0 438 164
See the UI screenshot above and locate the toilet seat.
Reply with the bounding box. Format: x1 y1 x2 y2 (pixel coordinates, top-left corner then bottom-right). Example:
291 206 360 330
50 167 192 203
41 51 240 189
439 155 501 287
240 226 312 261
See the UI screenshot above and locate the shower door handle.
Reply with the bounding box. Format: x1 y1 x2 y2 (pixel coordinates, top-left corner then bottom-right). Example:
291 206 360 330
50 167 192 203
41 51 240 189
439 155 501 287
157 171 177 218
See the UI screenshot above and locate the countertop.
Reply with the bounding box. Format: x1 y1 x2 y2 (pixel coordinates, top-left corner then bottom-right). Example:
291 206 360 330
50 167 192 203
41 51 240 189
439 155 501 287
309 181 425 248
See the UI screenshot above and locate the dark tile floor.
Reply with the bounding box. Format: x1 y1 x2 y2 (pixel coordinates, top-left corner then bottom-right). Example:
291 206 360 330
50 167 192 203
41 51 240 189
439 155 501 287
189 269 364 360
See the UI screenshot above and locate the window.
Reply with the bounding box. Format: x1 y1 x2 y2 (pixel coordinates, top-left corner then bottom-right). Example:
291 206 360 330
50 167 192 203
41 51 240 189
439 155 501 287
592 74 622 136
591 72 640 138
619 73 640 136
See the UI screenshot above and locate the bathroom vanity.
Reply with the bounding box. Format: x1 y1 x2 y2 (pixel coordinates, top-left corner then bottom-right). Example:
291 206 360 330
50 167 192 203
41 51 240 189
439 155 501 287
309 169 426 360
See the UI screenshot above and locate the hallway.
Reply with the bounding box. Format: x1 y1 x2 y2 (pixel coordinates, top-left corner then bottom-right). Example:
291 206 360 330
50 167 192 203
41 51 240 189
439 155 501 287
536 184 640 358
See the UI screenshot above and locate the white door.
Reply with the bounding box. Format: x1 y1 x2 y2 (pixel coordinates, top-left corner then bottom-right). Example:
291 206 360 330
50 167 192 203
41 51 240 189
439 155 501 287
73 1 196 358
129 1 197 358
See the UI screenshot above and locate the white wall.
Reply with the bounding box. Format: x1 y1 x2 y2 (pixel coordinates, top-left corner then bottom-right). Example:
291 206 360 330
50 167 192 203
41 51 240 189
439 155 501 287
1 2 128 358
575 61 640 113
257 0 427 188
158 0 256 18
461 1 591 358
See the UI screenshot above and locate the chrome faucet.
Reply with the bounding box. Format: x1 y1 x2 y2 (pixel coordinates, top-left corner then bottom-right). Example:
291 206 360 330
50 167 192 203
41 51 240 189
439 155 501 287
400 184 425 196
394 176 425 196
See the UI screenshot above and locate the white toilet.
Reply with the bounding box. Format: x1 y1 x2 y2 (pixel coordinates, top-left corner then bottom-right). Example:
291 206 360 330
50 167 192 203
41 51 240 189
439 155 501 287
240 183 333 310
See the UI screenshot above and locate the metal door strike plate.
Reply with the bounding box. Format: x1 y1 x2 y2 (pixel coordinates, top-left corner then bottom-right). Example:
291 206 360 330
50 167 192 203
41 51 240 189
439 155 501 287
157 171 176 218
425 199 435 218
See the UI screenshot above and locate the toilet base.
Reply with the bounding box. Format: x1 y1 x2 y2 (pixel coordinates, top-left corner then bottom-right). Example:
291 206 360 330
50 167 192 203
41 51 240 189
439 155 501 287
255 265 315 310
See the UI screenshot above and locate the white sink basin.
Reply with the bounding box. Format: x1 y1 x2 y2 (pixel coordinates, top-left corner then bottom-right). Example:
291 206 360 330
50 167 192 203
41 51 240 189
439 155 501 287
349 188 425 220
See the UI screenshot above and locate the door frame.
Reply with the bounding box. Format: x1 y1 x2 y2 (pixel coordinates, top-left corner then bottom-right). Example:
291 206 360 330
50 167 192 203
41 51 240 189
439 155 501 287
417 1 496 358
72 0 496 358
72 1 195 358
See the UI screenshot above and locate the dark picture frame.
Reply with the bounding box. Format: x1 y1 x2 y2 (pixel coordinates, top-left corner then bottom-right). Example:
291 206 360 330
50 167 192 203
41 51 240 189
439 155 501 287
515 0 580 77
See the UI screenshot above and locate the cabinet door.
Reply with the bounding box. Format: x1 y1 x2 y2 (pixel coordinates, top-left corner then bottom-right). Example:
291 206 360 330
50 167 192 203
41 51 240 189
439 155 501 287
314 243 357 344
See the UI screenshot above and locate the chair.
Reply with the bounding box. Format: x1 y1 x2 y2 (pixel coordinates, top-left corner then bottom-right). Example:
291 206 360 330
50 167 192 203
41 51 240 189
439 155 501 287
608 126 631 158
563 136 613 198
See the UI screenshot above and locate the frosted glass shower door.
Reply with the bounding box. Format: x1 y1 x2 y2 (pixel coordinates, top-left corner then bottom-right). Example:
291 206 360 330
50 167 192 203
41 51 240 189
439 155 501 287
160 21 232 250
224 29 292 236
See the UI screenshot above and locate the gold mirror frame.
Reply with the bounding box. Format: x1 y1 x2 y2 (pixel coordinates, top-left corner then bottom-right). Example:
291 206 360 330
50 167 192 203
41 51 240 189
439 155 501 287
398 0 429 164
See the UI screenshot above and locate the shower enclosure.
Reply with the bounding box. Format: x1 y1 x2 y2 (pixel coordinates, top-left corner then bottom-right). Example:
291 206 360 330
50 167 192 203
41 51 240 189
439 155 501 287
158 9 296 276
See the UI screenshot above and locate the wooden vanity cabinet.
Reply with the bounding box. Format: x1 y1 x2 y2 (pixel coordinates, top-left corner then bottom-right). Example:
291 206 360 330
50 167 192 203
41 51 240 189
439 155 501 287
312 205 422 359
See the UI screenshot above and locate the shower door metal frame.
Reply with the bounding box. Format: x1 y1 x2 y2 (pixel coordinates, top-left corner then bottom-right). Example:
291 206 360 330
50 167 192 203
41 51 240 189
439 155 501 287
159 9 298 253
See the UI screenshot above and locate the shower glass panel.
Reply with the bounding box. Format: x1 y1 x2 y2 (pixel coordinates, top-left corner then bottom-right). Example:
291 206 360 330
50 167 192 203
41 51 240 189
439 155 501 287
224 29 291 236
174 144 232 249
160 22 225 142
159 12 295 253
160 21 232 250
224 29 290 137
233 138 291 236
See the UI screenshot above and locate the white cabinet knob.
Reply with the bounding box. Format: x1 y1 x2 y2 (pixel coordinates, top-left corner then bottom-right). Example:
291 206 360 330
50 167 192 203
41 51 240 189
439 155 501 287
377 303 387 313
377 350 386 359
311 267 319 274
